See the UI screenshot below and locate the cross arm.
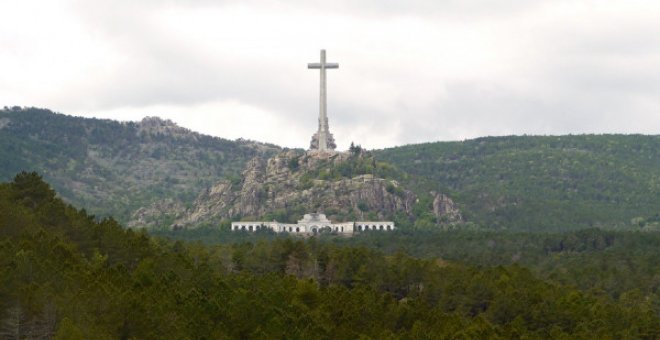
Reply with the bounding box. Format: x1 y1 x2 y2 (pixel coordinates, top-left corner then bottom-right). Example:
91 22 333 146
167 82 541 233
308 63 339 69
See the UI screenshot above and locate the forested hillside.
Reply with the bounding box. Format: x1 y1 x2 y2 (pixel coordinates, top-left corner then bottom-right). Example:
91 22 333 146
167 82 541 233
1 173 658 338
2 107 658 231
376 135 660 230
0 107 280 223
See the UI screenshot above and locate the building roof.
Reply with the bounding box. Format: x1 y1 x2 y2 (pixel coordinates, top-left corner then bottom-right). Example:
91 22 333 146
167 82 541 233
298 213 331 224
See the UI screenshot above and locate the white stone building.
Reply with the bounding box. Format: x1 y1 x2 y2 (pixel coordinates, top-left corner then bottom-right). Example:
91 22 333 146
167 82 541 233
231 213 395 235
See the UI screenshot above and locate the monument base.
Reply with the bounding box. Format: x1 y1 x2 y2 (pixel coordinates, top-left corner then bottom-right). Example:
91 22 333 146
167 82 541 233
305 149 342 159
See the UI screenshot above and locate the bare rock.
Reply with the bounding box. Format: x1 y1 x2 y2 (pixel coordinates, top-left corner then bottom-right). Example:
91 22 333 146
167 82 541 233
431 191 463 222
128 198 187 229
168 150 461 228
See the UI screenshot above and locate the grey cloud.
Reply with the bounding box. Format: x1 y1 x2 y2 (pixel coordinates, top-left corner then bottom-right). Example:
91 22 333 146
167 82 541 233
73 0 546 20
49 0 660 149
398 79 660 146
66 0 318 114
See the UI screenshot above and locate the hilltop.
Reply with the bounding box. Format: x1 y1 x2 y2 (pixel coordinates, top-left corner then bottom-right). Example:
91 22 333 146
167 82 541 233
132 149 461 229
0 107 280 222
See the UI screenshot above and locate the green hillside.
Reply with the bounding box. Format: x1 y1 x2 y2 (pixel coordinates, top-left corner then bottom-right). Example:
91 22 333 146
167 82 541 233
376 135 660 231
2 107 658 231
0 107 280 222
1 173 657 338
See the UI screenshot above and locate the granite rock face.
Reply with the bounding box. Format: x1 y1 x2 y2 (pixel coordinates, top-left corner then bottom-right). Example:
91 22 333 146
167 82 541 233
431 191 463 222
128 199 187 229
136 150 462 229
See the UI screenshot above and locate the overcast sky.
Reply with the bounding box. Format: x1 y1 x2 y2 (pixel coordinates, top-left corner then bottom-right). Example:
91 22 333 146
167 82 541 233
1 0 659 150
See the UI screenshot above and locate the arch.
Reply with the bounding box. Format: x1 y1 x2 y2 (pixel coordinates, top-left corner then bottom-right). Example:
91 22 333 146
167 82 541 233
387 225 391 230
379 225 384 230
296 227 300 233
241 226 246 231
341 226 344 232
249 225 253 231
357 225 362 231
289 227 292 232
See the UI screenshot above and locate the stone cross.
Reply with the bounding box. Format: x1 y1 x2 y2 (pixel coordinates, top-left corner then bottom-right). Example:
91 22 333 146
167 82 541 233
308 49 338 151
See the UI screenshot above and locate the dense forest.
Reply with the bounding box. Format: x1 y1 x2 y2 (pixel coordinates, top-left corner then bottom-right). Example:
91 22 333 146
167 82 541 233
156 225 660 304
376 135 660 230
1 173 658 338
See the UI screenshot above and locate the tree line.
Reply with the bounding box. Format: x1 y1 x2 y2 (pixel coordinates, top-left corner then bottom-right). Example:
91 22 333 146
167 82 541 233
1 172 658 338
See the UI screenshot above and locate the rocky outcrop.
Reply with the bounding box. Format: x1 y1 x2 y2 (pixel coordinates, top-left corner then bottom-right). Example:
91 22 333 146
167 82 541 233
155 150 462 229
128 199 187 229
431 191 462 222
137 116 193 138
0 117 10 129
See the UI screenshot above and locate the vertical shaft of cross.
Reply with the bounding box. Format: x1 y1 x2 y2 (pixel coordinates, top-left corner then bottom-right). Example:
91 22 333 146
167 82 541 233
308 49 338 151
319 50 328 151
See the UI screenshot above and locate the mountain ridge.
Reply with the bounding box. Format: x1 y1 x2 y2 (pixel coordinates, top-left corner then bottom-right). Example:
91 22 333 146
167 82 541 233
1 106 658 231
0 107 281 222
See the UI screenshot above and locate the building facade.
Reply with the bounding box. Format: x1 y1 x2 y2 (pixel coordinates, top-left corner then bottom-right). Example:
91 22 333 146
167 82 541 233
231 213 395 235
